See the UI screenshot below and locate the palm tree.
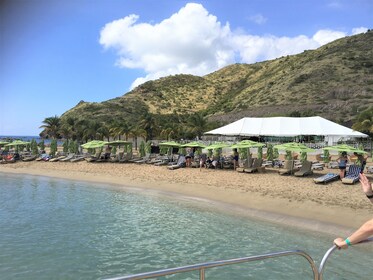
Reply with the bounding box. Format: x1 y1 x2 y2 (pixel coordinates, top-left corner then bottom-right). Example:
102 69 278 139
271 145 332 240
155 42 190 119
83 120 102 141
110 119 131 141
97 123 110 141
60 117 79 141
138 112 157 141
39 115 61 139
186 112 209 139
129 125 147 150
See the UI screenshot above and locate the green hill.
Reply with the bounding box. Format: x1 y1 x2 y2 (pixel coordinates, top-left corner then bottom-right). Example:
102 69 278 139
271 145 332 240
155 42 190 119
61 31 373 129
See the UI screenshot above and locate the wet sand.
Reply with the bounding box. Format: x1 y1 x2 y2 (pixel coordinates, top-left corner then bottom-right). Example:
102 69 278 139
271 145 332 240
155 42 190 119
1 160 373 237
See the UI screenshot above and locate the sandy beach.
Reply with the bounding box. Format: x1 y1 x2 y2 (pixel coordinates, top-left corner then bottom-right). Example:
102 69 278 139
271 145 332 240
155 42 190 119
1 160 373 237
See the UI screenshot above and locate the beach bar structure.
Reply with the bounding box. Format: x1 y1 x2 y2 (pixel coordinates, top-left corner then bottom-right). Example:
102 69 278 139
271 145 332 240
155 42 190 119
204 116 368 146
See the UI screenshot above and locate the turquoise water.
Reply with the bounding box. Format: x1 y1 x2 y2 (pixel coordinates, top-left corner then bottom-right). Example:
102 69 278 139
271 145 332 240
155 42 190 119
0 173 371 280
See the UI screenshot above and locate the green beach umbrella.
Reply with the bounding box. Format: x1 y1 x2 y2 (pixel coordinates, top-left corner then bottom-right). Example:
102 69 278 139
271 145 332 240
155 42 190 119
106 140 132 146
0 141 10 146
181 141 206 148
4 140 30 147
159 141 181 156
230 140 265 149
231 140 265 161
205 142 230 150
106 140 132 156
158 141 181 148
274 142 315 162
323 144 367 154
205 142 230 158
181 141 205 156
5 140 30 153
274 142 315 153
81 140 108 149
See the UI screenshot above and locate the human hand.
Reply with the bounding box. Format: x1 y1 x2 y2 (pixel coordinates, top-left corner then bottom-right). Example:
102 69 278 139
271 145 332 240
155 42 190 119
333 238 348 249
359 173 373 195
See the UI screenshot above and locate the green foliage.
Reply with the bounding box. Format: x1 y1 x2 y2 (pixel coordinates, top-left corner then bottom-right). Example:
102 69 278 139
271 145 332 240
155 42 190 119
38 140 45 151
207 149 213 157
111 146 117 155
300 152 307 162
50 139 57 157
285 151 292 160
139 141 145 157
238 148 248 160
352 106 373 136
31 139 38 155
323 150 330 163
69 141 75 153
267 144 273 161
63 140 69 153
257 147 263 159
178 147 187 155
273 148 279 159
160 146 168 154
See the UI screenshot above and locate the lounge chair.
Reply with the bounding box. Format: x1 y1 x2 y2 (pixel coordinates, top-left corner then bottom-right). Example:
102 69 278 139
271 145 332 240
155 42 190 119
312 162 324 170
294 160 313 177
85 151 102 162
60 153 76 162
327 161 339 169
244 158 263 173
313 173 340 184
49 155 67 162
70 154 87 162
22 155 37 162
236 158 253 173
36 153 50 161
119 153 133 163
278 160 299 175
342 165 361 184
167 155 186 170
133 154 151 164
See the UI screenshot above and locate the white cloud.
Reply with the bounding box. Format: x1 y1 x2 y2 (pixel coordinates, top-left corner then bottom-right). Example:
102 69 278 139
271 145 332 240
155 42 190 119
99 3 368 89
352 27 368 35
312 29 346 45
100 3 235 89
249 14 267 25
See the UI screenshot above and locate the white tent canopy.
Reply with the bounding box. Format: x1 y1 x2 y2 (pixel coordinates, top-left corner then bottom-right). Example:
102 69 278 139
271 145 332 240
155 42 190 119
205 116 368 143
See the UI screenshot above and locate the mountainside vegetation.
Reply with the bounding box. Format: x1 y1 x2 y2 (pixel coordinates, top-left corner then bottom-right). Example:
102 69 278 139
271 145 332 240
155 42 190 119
41 31 373 141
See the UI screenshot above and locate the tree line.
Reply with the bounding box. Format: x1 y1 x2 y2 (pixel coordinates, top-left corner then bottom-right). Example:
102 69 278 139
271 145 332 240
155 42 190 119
39 112 220 145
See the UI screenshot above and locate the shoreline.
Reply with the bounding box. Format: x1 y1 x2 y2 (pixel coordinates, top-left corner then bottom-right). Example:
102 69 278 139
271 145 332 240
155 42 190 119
1 161 373 237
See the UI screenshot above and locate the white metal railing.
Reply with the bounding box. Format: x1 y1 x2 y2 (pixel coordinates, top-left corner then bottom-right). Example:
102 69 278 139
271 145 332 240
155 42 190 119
105 238 373 280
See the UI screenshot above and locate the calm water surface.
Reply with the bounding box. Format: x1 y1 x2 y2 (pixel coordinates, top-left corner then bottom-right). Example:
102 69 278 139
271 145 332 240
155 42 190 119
0 173 371 280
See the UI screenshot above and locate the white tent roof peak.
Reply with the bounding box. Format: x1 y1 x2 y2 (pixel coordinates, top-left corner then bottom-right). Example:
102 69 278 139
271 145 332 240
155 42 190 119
204 116 368 138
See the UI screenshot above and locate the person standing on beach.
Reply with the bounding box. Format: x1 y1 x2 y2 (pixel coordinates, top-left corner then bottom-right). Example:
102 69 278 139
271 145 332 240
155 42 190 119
334 173 373 249
337 151 349 179
232 148 239 170
354 152 368 173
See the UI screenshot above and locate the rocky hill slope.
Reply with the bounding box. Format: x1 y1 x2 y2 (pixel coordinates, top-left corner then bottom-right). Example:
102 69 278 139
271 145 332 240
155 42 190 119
62 31 373 127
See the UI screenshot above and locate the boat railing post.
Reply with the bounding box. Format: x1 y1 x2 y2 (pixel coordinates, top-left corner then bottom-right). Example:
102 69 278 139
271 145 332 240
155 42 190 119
318 238 373 280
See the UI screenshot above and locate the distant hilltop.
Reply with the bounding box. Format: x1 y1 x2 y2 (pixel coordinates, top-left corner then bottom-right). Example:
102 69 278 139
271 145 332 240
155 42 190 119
53 31 372 138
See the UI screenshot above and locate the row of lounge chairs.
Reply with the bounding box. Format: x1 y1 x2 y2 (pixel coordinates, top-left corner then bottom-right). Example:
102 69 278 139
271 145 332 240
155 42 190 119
313 164 362 185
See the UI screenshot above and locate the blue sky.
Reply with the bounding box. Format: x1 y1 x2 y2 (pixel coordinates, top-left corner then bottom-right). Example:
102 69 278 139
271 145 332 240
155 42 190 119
1 0 372 136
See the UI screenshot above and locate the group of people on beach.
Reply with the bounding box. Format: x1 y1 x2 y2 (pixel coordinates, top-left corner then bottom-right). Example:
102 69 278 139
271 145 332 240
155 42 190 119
337 151 368 179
